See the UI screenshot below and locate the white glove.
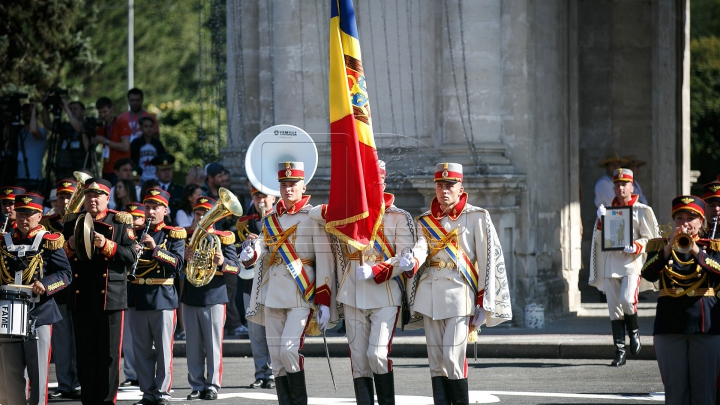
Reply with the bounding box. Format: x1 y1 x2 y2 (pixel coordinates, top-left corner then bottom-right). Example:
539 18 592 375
239 245 254 262
399 252 415 272
356 264 374 280
471 304 482 327
623 245 636 254
596 204 606 219
317 304 330 331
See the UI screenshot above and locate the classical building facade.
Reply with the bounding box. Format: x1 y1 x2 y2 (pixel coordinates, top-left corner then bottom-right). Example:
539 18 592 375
224 0 691 323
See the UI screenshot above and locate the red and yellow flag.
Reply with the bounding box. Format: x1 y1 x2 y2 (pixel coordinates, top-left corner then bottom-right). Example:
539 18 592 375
326 0 384 250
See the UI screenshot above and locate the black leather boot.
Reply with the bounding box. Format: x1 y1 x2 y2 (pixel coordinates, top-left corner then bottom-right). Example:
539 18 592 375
431 376 451 405
286 370 308 405
447 378 469 405
353 377 375 405
274 376 292 405
624 313 641 355
611 320 627 366
373 371 395 405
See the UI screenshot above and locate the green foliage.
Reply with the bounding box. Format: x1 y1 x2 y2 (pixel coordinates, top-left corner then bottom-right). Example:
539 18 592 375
690 36 720 184
0 0 100 97
150 100 226 183
691 0 720 40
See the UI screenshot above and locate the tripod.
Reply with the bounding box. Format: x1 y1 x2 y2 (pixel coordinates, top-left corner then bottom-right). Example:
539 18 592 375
40 108 63 198
83 138 100 178
0 112 22 187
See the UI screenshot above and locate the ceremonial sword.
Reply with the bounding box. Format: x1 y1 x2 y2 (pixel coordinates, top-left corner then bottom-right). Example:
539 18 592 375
322 330 337 391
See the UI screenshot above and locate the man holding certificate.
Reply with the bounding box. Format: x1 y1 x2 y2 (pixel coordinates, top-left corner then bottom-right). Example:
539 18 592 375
589 168 659 367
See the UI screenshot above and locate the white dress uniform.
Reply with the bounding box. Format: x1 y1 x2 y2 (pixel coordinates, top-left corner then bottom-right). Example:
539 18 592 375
408 163 512 405
245 162 334 405
589 168 659 366
310 189 416 405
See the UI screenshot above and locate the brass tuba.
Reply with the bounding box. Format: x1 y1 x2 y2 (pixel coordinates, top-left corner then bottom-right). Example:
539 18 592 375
185 187 243 287
62 171 93 223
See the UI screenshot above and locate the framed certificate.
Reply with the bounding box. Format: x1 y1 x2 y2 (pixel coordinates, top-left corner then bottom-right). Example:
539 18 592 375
601 206 634 251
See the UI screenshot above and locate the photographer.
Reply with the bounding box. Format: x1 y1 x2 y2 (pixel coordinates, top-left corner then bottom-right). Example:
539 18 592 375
41 98 85 180
16 103 47 191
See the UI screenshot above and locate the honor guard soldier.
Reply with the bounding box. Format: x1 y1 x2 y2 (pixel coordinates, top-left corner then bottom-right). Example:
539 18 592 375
130 189 185 405
641 196 720 404
151 153 184 219
309 160 416 405
241 162 334 405
407 163 512 405
236 186 276 389
44 180 82 399
63 178 138 405
0 193 71 405
589 168 659 366
0 186 26 233
121 203 146 388
181 197 240 400
703 181 720 238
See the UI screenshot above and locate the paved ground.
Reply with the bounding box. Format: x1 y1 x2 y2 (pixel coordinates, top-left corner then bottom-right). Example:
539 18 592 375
48 356 663 404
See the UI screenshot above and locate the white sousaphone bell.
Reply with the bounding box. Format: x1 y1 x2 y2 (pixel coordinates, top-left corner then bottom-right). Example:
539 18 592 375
239 124 318 280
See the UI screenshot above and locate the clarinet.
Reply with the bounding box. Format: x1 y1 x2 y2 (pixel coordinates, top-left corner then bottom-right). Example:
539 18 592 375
127 220 152 281
1 213 9 233
711 216 719 240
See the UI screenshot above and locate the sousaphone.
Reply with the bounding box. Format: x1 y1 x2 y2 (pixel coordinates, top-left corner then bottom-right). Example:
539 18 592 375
241 124 318 280
245 124 318 197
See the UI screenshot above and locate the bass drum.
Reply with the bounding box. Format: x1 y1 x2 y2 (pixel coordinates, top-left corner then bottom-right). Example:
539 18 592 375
245 124 318 197
0 286 32 342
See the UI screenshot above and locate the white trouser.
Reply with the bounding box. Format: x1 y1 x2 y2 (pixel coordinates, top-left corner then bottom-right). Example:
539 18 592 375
264 306 311 377
345 305 399 378
423 316 468 380
604 275 640 320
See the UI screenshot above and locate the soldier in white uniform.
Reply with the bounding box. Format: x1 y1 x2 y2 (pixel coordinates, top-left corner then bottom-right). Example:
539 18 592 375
589 168 658 367
310 160 416 405
408 163 512 405
241 162 334 405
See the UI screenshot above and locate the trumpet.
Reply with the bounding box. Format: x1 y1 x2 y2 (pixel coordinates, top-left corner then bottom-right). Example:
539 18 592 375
673 231 695 254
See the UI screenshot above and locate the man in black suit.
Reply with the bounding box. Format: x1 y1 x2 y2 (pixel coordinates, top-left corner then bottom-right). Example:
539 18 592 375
63 178 137 405
151 153 184 223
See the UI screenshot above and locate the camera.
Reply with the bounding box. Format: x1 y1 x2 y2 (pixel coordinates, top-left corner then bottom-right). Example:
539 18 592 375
45 87 68 117
83 116 99 139
0 93 28 127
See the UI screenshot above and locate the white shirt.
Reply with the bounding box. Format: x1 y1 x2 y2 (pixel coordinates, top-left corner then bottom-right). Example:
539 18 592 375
594 175 615 208
175 210 193 228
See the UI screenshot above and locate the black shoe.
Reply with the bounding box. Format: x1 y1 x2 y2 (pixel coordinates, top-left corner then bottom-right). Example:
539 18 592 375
353 377 374 405
286 370 308 405
49 390 73 399
186 390 202 400
250 378 265 388
373 372 395 405
120 379 139 387
624 313 642 355
133 399 156 405
263 379 276 389
275 376 292 405
203 390 218 400
431 376 451 405
72 388 81 399
447 378 469 405
336 319 346 334
611 320 627 366
156 399 170 405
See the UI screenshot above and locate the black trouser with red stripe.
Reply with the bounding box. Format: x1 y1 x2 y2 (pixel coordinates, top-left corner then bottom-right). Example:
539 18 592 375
73 309 124 405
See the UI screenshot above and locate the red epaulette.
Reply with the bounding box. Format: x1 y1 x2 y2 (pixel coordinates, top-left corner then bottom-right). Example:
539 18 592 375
42 233 62 241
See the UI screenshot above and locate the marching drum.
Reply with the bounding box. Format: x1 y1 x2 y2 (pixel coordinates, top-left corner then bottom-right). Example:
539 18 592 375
0 286 32 342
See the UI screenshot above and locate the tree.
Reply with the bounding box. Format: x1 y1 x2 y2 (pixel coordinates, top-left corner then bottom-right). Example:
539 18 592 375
0 0 100 97
690 36 720 185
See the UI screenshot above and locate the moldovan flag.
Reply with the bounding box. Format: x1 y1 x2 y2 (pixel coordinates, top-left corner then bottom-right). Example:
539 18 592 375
326 0 384 250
